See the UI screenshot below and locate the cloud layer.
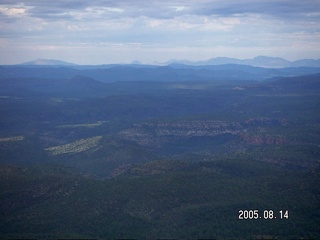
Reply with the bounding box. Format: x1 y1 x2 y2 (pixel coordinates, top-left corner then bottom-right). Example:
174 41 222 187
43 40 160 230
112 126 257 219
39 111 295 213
1 0 320 64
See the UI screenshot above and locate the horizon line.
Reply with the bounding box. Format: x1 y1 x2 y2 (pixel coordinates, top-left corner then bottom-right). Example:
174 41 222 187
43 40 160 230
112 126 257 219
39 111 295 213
3 55 320 66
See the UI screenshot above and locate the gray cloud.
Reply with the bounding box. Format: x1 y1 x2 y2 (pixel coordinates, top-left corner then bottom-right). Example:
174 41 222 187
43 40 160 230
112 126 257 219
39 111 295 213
2 0 320 21
192 0 320 19
0 0 319 64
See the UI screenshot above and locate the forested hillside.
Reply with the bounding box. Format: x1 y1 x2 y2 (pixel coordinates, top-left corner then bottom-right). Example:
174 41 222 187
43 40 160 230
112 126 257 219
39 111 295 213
0 65 319 239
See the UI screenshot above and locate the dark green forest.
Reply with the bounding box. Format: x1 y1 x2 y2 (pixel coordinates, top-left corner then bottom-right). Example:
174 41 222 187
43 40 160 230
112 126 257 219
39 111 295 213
0 65 320 239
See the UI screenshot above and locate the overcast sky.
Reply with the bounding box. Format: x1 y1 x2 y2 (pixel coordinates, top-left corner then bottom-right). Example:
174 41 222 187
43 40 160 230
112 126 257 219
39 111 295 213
0 0 320 64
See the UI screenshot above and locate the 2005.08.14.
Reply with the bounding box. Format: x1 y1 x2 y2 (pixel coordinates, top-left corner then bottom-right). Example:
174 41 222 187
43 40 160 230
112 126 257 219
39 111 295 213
239 210 289 220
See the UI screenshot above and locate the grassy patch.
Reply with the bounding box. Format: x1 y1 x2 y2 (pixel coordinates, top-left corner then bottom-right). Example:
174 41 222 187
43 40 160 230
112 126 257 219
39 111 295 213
45 136 102 155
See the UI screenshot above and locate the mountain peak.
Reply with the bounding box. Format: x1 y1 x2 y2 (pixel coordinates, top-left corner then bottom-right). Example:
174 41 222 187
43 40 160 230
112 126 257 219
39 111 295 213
253 55 286 61
20 58 76 66
249 56 291 68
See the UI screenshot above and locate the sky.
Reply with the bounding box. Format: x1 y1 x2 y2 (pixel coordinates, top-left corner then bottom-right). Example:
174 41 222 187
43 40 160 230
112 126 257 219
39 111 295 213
0 0 320 65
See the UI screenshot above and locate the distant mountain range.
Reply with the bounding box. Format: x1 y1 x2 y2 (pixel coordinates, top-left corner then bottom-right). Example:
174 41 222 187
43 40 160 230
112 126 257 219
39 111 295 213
166 56 320 68
18 56 320 68
2 61 320 83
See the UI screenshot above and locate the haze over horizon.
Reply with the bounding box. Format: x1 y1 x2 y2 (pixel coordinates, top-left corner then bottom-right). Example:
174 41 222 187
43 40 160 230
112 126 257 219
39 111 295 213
1 0 320 65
